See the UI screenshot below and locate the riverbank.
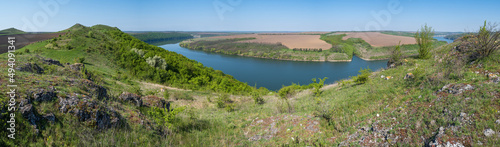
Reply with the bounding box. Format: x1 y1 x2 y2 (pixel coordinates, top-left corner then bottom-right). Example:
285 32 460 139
161 43 388 91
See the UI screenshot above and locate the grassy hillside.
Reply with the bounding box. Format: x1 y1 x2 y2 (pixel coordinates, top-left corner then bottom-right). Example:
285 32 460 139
130 32 193 46
0 28 26 35
0 23 498 146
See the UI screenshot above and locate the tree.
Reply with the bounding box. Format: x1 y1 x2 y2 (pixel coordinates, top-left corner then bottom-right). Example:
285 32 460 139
415 24 434 59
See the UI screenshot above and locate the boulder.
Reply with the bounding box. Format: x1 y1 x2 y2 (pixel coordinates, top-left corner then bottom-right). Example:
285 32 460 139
16 63 44 74
21 104 39 126
58 94 84 113
71 100 122 129
70 63 85 71
32 86 57 102
438 83 474 95
141 95 168 108
81 80 108 100
119 92 142 107
484 128 495 137
43 113 56 122
19 98 32 108
43 58 63 67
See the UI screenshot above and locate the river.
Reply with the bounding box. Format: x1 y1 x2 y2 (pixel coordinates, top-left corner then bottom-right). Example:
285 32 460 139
160 43 390 91
433 36 454 44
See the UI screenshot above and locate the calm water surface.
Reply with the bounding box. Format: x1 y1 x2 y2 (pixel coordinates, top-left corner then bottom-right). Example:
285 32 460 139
433 37 454 44
160 43 388 91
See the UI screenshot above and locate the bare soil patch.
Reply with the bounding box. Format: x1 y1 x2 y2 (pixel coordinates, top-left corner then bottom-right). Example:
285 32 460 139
339 32 416 47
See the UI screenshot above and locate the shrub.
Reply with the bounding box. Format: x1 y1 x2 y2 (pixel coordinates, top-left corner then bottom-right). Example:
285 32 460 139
471 20 500 61
225 104 235 112
216 94 231 108
131 85 142 96
278 86 295 100
352 68 372 85
252 92 264 104
415 24 434 59
75 57 85 63
312 77 328 97
389 41 403 64
339 79 353 87
148 106 186 129
277 86 295 113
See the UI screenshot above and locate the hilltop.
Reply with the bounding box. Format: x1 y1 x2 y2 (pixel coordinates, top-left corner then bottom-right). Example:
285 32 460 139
0 23 499 146
0 28 26 35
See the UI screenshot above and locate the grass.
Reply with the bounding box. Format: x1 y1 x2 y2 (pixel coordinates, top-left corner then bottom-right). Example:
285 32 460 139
1 25 499 146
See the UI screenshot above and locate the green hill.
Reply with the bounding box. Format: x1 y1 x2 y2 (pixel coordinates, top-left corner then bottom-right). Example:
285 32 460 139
130 32 193 45
0 23 499 146
0 28 26 35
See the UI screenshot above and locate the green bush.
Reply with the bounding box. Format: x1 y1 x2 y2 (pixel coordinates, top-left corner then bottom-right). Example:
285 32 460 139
415 24 434 59
312 77 328 97
131 85 143 96
216 94 232 108
472 20 500 61
390 41 402 63
352 68 371 85
278 86 295 100
252 92 264 104
75 57 85 63
225 104 235 112
148 106 186 129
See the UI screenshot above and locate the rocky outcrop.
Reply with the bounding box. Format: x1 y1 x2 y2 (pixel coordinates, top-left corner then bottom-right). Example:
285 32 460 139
141 95 168 108
16 63 44 74
58 94 85 113
81 80 108 100
43 58 63 67
119 92 142 107
21 104 39 126
437 83 474 95
32 86 57 102
69 63 85 71
58 93 123 129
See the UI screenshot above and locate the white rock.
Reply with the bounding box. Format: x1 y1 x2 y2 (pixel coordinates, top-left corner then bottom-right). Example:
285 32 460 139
484 128 495 137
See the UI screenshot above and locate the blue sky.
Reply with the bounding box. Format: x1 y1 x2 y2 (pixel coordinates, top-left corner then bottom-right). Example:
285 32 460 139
1 0 499 32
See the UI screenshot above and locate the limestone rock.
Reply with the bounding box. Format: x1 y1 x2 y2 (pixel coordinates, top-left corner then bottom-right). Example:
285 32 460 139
119 92 142 107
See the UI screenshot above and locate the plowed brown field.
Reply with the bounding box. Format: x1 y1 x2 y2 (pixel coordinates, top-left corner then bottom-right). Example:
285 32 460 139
0 33 65 54
211 33 332 49
339 32 416 47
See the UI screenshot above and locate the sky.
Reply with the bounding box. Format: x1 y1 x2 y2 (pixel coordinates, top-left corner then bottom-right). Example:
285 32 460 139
1 0 499 32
